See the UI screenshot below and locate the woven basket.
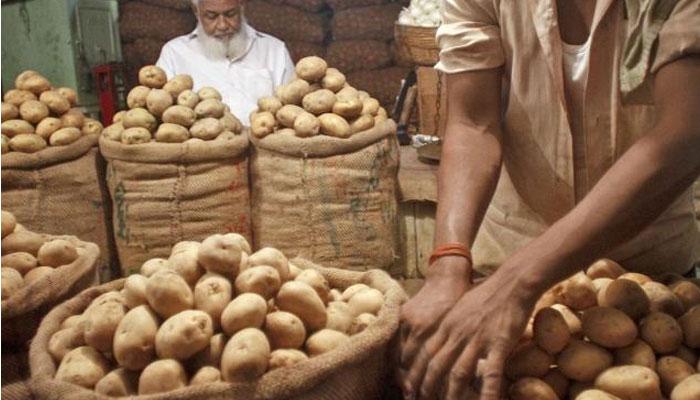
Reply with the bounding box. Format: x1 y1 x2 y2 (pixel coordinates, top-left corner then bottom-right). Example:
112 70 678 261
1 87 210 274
394 23 439 66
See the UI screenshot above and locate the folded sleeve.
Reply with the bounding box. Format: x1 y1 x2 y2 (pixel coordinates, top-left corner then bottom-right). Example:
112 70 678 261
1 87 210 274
435 0 504 73
651 0 700 73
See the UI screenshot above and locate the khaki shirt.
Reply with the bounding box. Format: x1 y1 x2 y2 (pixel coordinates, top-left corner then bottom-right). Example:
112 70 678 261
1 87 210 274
436 0 700 275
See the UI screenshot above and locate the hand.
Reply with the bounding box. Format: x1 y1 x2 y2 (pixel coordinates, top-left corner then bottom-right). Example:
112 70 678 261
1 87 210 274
402 267 540 400
398 256 471 394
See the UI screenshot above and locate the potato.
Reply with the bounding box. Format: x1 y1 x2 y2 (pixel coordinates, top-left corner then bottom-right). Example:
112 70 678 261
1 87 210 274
2 102 19 122
86 291 126 312
534 307 572 354
277 79 311 105
265 311 306 349
138 65 167 89
49 127 82 146
250 111 276 138
121 127 151 144
294 270 329 304
113 305 159 370
293 111 321 137
598 278 651 320
1 251 38 275
592 278 613 295
194 272 233 326
318 113 351 138
552 272 597 311
325 301 353 333
84 298 127 352
195 98 226 119
55 346 110 389
191 333 227 369
167 244 204 286
670 281 700 311
235 265 281 300
506 342 554 380
163 74 194 98
670 374 700 400
143 88 172 118
217 130 238 141
258 96 283 114
329 288 342 303
176 89 199 108
558 340 613 382
223 232 251 254
57 87 78 106
1 210 16 238
642 282 685 317
575 389 623 399
288 262 302 280
509 377 559 400
276 281 327 331
673 345 698 367
2 119 35 137
4 89 37 106
145 270 194 318
269 349 309 370
582 306 638 348
48 325 86 363
197 86 222 101
350 312 378 334
82 118 103 136
156 310 213 360
102 122 124 141
586 259 626 279
19 99 49 124
275 104 305 128
191 366 222 385
15 71 51 94
221 328 270 382
678 305 700 348
1 134 8 154
10 133 47 153
246 247 290 281
614 339 656 369
155 123 189 143
221 292 268 335
332 97 363 119
95 368 138 396
302 89 336 115
542 368 569 399
657 356 695 396
171 240 200 254
2 229 45 255
1 268 23 299
127 86 150 109
361 97 380 116
140 257 169 277
122 274 148 309
60 109 85 130
162 105 197 127
348 288 384 316
640 312 683 354
349 113 375 134
305 329 350 356
220 111 243 133
24 266 54 285
138 359 187 395
322 68 346 92
618 272 653 286
122 107 157 132
296 56 327 82
190 117 224 140
595 365 662 400
342 283 371 301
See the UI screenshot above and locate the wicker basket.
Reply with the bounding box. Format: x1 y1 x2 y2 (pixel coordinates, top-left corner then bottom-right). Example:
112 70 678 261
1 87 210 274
394 23 439 66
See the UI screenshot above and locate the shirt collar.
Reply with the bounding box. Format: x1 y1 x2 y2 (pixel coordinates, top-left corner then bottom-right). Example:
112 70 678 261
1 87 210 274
187 21 259 62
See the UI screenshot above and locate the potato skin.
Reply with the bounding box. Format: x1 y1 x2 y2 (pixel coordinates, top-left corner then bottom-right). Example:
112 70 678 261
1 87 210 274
552 272 597 311
276 281 327 331
48 326 86 363
319 113 351 138
305 329 350 356
82 118 103 136
145 270 194 319
582 306 638 348
350 312 378 335
250 111 276 138
277 79 311 105
614 339 657 369
195 98 226 119
114 305 159 370
39 90 70 114
5 89 37 107
155 310 213 360
265 311 307 349
194 272 233 327
347 288 384 316
557 340 613 382
155 123 190 143
167 243 204 286
19 99 49 124
162 105 197 127
177 90 199 108
163 75 194 98
322 68 346 92
221 292 268 336
533 307 571 354
598 278 651 321
296 56 328 82
639 312 684 354
505 342 554 380
138 359 188 395
235 265 282 300
293 111 320 137
94 368 138 397
138 65 167 89
1 251 38 275
2 230 46 256
24 266 54 285
221 328 271 382
197 233 244 276
83 298 127 352
258 96 283 114
121 127 152 144
191 366 222 385
127 86 151 109
245 247 289 281
55 346 110 389
670 281 700 312
594 365 663 400
198 86 222 101
1 268 23 299
146 89 173 117
269 349 309 370
643 282 685 318
509 377 559 400
657 356 695 396
1 102 18 122
678 305 700 348
670 374 700 400
190 117 224 140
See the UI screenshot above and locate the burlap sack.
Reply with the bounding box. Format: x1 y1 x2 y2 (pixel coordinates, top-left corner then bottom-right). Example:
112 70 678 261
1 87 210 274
29 258 406 400
122 37 166 90
327 0 389 12
287 41 327 63
347 66 410 110
246 0 328 44
1 135 114 279
326 40 392 73
99 134 252 276
251 120 400 274
141 0 191 10
119 1 196 43
267 0 326 12
331 3 403 41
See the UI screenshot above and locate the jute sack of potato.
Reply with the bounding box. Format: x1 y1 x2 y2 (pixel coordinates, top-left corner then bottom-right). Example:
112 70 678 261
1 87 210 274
99 134 252 275
251 119 399 273
1 134 114 278
29 257 406 400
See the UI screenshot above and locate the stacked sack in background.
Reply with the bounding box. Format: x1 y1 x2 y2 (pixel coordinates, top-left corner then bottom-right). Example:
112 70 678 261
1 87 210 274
1 71 114 278
99 65 251 276
29 233 406 399
250 56 400 275
1 210 100 397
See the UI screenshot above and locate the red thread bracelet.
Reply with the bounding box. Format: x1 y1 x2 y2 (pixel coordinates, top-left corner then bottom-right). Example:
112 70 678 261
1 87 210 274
429 242 472 266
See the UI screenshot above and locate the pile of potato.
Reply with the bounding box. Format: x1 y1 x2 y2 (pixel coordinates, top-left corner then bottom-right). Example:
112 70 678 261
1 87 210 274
1 210 80 300
48 233 386 395
101 66 243 145
250 56 390 139
1 71 103 154
506 259 700 400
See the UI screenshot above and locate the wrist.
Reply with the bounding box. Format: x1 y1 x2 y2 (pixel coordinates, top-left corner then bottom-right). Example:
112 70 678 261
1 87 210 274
425 255 472 284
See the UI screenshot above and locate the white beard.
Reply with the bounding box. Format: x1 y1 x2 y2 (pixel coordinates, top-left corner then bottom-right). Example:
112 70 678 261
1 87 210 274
196 20 250 61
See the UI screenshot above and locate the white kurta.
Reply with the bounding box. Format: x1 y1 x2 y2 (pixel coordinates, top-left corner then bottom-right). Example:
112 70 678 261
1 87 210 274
156 23 295 125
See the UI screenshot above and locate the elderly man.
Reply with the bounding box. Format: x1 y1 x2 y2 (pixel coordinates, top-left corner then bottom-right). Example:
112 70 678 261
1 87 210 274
156 0 295 123
399 0 700 399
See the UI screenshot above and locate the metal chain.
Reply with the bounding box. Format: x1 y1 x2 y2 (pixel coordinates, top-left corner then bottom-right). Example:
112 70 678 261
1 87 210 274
434 70 443 137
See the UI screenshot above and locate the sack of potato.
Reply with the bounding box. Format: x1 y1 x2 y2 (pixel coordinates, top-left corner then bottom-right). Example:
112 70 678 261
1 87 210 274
29 233 406 399
499 259 700 400
250 56 400 274
1 211 100 392
2 71 113 280
99 66 251 275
